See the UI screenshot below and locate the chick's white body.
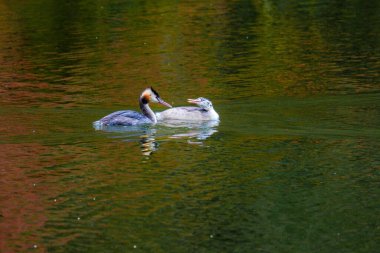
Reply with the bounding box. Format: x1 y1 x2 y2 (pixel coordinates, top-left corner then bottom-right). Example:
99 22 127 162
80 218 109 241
156 97 219 121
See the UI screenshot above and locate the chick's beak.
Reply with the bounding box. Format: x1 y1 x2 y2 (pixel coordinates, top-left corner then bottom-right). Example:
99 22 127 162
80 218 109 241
158 98 172 108
187 98 201 104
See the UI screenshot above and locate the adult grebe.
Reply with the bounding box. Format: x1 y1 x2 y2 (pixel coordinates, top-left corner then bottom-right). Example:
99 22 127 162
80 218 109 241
93 87 172 127
156 97 219 121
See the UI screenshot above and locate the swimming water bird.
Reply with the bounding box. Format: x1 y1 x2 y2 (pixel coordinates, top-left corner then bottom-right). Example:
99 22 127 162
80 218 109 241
156 97 219 121
93 87 172 127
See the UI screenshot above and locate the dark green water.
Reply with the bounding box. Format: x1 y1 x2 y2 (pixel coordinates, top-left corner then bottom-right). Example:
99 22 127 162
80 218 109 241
1 0 379 252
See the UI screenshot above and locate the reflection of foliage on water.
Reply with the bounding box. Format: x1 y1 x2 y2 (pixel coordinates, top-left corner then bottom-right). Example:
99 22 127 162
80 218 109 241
0 1 379 252
1 0 379 108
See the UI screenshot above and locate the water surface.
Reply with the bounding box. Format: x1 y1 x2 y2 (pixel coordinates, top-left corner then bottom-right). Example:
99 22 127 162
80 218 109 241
0 0 379 252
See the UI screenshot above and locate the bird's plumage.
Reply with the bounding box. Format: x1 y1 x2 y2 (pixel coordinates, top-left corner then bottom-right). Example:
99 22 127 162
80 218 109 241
156 98 219 121
93 87 171 127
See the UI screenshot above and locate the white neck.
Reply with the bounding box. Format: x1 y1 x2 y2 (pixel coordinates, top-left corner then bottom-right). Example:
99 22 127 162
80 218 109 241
139 100 157 124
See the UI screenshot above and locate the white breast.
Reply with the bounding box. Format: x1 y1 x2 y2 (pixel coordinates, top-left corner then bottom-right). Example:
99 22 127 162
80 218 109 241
157 107 219 121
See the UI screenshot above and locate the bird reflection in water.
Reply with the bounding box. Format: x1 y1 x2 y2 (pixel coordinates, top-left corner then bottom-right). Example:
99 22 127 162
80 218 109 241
160 120 219 141
94 120 219 156
139 129 158 156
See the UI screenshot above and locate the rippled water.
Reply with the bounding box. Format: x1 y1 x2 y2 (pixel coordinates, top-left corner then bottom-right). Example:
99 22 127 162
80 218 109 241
1 0 379 252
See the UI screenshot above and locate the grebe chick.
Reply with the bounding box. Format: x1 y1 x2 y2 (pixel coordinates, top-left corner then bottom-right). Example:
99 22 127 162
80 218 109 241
156 97 219 121
93 87 172 127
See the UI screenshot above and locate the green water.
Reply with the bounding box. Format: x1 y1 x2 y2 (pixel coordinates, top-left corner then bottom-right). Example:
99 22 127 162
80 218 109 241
1 0 379 252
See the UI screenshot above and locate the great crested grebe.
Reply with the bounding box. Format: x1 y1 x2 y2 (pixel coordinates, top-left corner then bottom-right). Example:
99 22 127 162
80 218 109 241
93 87 172 127
156 97 219 121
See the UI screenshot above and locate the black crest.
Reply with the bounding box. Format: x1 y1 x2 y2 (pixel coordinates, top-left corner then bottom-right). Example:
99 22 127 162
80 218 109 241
150 86 160 98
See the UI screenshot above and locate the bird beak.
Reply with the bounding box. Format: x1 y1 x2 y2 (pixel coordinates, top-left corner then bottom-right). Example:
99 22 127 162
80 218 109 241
158 98 172 108
187 98 200 104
